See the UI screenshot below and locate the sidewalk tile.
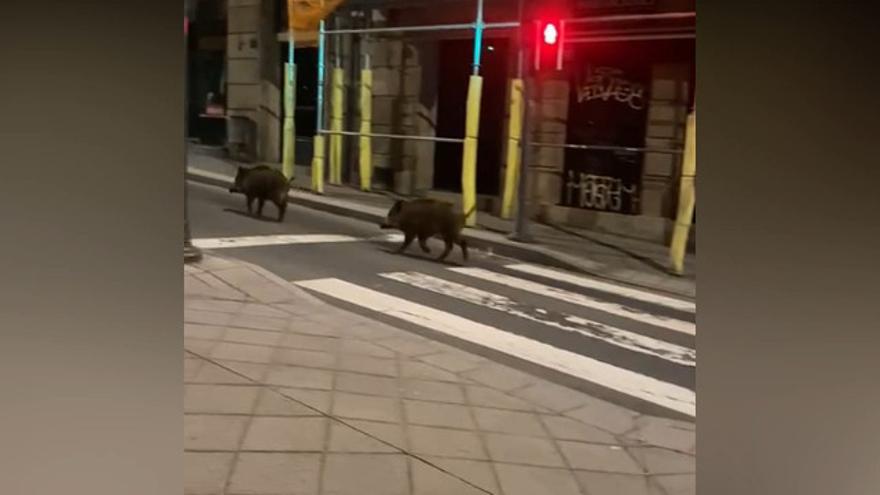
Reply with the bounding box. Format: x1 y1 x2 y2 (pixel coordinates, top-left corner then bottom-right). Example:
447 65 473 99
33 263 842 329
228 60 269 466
327 422 397 453
400 362 462 383
188 361 253 385
223 327 285 347
473 408 546 437
574 472 653 495
184 414 249 451
420 353 485 373
287 319 343 337
266 366 334 390
187 299 245 314
558 441 644 473
185 323 227 341
230 313 290 332
274 348 337 369
410 459 488 495
347 420 409 449
185 338 219 356
210 342 275 364
241 417 327 451
335 372 401 398
400 379 465 404
464 385 537 412
227 453 321 495
186 309 233 326
279 388 333 414
564 399 640 435
217 361 269 382
494 464 582 495
184 358 204 381
185 384 260 414
540 415 619 444
407 425 488 460
239 302 290 318
339 340 397 359
463 365 539 392
424 457 501 494
652 473 696 495
404 400 476 429
282 333 340 352
375 336 444 357
321 454 409 495
484 433 566 467
254 389 319 416
184 452 234 495
624 416 696 453
627 447 695 475
337 354 398 377
512 383 593 413
332 392 402 422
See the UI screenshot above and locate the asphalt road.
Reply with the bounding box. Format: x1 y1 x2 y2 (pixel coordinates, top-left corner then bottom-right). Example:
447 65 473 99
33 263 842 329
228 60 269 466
189 180 697 419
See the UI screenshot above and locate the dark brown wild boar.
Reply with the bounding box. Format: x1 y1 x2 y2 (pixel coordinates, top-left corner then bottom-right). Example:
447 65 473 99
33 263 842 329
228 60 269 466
228 165 292 222
379 199 475 262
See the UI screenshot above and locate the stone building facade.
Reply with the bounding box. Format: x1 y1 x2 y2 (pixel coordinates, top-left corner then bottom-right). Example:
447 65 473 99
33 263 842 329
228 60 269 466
190 0 695 244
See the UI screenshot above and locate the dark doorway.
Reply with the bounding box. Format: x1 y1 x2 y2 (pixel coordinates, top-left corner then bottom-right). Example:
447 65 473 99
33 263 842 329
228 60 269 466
278 45 318 163
433 38 509 195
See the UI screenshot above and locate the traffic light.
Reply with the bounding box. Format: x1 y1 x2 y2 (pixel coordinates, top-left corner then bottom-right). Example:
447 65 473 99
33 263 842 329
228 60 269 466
534 19 563 72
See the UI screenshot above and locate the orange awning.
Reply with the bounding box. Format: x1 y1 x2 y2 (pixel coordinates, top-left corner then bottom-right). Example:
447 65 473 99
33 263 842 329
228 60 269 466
287 0 345 31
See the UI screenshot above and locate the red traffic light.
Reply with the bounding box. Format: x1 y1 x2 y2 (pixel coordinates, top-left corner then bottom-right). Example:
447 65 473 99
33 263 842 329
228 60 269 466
542 22 559 45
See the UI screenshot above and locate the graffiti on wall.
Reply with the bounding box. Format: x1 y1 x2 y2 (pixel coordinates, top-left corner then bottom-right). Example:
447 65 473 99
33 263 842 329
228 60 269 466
561 49 652 215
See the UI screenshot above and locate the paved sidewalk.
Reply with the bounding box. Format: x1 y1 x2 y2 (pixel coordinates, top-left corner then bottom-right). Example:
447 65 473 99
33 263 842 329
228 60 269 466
186 149 695 299
184 255 695 495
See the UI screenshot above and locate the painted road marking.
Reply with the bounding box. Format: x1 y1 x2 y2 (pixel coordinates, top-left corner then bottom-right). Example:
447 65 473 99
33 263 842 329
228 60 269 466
380 272 695 367
193 234 360 249
506 264 696 314
450 267 695 336
295 277 695 417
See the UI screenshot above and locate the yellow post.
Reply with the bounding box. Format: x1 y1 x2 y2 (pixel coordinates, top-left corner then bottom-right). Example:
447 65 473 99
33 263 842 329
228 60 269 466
329 67 344 184
282 63 297 180
669 109 697 275
501 78 524 219
359 68 373 191
461 75 483 227
311 135 325 194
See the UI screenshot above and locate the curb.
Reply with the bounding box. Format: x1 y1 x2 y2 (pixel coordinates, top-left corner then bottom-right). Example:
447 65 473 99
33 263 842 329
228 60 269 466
187 169 695 300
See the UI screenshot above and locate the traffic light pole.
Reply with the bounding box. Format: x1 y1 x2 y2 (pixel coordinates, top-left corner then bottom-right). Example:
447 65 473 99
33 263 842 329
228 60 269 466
184 0 202 263
510 5 533 243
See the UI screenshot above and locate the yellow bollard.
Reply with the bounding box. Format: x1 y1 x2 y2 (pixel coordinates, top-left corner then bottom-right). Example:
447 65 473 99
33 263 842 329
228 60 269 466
329 67 344 184
359 69 373 191
461 75 483 227
311 135 325 194
501 78 524 219
669 110 697 275
282 63 297 180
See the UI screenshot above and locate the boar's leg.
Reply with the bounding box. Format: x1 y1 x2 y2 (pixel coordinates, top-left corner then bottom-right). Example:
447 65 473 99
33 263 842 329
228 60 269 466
418 234 431 253
436 238 454 262
459 238 469 262
396 232 415 254
256 198 266 217
276 201 287 222
246 195 255 215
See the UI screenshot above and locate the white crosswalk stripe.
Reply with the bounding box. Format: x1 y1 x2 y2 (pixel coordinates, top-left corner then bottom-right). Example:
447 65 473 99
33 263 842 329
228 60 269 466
450 267 696 336
193 233 402 249
506 263 696 314
380 271 695 367
295 277 696 418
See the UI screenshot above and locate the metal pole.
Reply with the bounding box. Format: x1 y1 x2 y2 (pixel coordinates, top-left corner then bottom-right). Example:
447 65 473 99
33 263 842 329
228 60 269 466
316 20 327 133
184 0 202 263
322 21 518 36
511 2 532 243
471 0 484 75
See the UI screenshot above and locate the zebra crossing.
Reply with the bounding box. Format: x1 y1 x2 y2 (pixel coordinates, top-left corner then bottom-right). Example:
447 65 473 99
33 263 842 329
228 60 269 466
294 263 697 418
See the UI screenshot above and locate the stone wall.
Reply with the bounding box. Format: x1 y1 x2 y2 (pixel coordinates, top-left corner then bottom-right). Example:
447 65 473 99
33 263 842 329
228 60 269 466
225 0 281 163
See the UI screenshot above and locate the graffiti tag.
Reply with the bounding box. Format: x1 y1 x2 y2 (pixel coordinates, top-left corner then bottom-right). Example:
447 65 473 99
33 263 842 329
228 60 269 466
576 66 647 111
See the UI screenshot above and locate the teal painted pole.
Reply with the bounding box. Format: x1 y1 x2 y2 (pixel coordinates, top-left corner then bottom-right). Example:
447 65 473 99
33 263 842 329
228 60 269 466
316 19 326 132
471 0 484 75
